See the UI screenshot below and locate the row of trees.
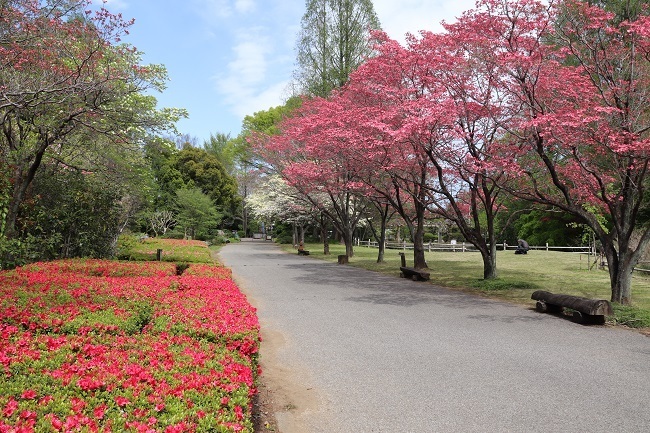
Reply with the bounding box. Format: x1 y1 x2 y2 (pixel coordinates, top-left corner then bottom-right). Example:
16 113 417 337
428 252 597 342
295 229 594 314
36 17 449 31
250 0 650 305
4 0 648 306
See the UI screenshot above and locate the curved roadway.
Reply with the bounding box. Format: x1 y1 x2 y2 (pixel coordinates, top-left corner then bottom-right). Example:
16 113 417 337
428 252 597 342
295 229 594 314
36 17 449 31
219 241 650 433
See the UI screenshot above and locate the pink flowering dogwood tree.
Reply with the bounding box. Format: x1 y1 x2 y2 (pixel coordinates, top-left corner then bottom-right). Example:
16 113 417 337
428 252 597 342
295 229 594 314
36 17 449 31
254 96 369 257
456 0 650 303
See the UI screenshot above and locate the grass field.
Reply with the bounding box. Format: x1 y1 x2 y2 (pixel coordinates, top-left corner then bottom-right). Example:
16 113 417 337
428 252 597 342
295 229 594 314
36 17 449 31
288 243 650 327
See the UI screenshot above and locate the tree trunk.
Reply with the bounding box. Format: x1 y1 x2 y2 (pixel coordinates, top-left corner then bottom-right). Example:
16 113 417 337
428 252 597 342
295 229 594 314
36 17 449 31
412 203 427 270
482 212 498 280
343 228 354 258
4 146 47 240
377 207 388 263
320 214 330 255
604 242 632 305
481 243 497 280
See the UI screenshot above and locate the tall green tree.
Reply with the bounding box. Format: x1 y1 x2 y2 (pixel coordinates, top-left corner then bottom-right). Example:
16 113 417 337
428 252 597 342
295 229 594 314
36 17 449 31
174 188 220 240
230 97 303 236
171 146 239 216
203 132 235 173
293 0 381 97
585 0 649 22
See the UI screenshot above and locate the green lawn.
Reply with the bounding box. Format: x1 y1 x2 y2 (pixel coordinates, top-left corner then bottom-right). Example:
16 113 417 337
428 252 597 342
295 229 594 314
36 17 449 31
287 243 650 327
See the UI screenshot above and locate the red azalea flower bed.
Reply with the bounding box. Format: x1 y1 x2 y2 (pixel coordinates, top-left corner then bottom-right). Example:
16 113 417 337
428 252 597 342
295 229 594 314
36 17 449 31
0 259 259 432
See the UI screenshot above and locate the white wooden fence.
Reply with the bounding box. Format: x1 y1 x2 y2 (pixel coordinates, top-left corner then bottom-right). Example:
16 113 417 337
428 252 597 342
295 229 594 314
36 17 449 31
357 239 594 254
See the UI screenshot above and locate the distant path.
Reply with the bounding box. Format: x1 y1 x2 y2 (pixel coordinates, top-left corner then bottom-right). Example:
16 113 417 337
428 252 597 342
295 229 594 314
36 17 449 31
220 241 650 433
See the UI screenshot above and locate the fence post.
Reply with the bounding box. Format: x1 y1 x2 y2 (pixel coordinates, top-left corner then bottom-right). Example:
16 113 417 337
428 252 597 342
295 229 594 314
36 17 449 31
462 242 466 252
503 241 507 251
428 241 431 252
546 242 549 251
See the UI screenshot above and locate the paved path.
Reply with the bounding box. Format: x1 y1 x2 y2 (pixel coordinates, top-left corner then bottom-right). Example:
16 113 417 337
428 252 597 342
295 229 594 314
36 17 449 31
220 241 650 433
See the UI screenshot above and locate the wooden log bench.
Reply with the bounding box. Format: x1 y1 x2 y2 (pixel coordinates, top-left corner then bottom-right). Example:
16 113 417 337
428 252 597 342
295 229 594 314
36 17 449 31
398 252 430 281
399 266 430 281
531 290 612 325
297 249 310 256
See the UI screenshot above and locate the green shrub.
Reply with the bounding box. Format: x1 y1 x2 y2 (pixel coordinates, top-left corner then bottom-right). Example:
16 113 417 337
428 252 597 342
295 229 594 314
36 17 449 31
274 235 294 244
612 304 650 328
471 279 538 291
116 233 139 260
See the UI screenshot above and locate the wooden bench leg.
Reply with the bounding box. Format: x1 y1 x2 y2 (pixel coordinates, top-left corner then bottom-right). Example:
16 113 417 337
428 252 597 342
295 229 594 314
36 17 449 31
536 301 563 314
572 311 606 325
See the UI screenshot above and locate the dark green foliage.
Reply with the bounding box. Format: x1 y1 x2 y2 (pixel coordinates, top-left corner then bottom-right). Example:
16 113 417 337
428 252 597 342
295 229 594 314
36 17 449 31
174 188 220 240
175 262 190 275
586 0 649 23
172 147 239 211
423 232 436 242
1 167 124 268
272 223 294 244
515 209 584 246
145 141 240 230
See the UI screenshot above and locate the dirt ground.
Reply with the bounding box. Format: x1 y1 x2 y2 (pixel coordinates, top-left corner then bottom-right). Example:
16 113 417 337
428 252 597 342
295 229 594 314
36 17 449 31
252 377 280 432
250 328 322 433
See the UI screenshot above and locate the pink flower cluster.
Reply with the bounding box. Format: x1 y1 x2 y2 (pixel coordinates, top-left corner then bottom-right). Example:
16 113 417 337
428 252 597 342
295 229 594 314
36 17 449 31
0 257 259 432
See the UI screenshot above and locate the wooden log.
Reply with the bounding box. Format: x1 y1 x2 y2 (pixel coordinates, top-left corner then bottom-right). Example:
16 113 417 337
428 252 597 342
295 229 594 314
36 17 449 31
398 252 406 267
531 290 612 316
399 266 430 281
338 254 348 264
535 301 562 314
298 250 310 256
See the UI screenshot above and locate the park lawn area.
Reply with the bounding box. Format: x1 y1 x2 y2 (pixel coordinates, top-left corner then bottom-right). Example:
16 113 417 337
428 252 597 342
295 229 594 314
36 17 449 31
290 243 650 325
0 240 259 432
118 237 215 263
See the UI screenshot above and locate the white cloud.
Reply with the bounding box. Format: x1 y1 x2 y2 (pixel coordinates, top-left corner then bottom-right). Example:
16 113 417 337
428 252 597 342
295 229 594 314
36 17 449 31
235 0 256 14
193 0 257 20
194 0 233 19
373 0 476 43
215 29 288 118
239 80 291 118
92 0 129 10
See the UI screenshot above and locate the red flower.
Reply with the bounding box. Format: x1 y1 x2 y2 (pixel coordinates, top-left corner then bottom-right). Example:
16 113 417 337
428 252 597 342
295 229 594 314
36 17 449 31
46 413 64 430
20 389 37 400
70 397 87 413
115 396 130 407
3 398 18 417
93 404 107 419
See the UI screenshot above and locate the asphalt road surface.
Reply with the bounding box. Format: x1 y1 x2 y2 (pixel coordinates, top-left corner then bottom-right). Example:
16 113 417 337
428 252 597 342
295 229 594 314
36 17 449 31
219 241 650 433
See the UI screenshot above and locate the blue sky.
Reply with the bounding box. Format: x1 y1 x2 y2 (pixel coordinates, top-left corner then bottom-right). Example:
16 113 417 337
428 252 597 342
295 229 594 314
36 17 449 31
98 0 475 143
